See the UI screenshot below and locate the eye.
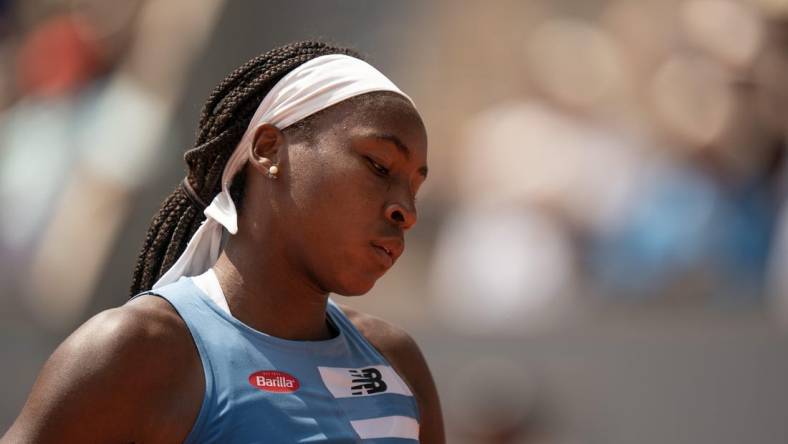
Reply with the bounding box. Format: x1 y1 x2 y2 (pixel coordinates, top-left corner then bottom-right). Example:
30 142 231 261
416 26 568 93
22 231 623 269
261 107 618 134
365 156 389 176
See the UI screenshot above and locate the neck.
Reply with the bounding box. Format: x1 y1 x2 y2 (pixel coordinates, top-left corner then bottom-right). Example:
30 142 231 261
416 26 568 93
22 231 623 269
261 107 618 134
212 240 334 341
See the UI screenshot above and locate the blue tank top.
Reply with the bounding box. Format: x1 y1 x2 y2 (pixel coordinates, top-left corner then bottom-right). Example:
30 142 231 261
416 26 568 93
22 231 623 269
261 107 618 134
134 276 420 443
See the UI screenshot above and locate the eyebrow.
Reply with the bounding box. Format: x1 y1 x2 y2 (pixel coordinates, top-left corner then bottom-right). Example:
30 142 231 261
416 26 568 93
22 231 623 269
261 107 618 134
368 133 428 178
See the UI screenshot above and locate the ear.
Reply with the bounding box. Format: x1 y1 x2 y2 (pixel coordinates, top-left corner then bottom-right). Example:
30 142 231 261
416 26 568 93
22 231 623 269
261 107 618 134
248 123 284 175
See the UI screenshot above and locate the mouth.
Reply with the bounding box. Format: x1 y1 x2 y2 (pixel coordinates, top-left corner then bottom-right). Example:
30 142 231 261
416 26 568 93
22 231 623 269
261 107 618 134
371 244 393 267
370 239 403 268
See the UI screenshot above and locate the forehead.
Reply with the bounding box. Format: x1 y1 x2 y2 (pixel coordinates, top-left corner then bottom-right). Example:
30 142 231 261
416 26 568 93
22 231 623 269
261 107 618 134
312 92 428 159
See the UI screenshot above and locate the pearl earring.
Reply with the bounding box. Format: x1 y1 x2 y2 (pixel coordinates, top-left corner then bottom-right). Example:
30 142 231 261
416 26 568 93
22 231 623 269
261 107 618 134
268 165 279 179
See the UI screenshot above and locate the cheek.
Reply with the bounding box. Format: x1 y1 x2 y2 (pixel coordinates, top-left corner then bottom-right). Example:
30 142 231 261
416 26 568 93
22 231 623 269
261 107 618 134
288 152 381 221
285 155 387 282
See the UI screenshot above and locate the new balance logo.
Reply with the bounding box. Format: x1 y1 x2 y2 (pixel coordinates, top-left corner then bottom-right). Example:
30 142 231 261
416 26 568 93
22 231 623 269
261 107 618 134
318 365 412 398
349 367 388 395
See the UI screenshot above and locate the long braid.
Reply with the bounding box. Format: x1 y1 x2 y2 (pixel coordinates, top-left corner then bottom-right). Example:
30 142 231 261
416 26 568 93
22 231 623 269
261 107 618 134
130 41 361 296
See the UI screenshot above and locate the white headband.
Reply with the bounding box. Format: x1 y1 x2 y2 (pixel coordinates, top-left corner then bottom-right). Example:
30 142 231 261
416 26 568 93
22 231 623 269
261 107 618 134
153 54 413 289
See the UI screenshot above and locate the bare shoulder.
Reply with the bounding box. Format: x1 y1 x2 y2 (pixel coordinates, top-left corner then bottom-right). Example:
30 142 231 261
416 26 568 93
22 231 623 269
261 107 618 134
338 304 419 360
81 295 189 351
338 304 446 444
58 295 199 383
1 295 202 444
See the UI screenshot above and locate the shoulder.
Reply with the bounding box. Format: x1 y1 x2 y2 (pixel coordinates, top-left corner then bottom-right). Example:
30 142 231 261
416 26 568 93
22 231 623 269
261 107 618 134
338 304 446 444
104 294 193 346
2 295 202 443
338 304 419 363
86 295 187 347
67 295 198 377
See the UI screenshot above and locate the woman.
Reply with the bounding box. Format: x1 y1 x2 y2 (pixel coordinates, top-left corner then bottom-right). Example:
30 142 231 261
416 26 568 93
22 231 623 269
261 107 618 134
2 41 444 443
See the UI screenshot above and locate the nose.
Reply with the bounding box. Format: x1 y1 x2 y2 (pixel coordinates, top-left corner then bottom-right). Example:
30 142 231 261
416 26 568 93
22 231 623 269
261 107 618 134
384 200 417 231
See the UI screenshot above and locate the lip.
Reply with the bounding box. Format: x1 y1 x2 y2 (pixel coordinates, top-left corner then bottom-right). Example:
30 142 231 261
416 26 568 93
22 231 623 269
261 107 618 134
371 244 393 267
370 238 404 268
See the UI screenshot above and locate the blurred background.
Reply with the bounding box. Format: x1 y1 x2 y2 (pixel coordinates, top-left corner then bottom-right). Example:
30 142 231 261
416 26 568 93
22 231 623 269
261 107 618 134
2 0 788 442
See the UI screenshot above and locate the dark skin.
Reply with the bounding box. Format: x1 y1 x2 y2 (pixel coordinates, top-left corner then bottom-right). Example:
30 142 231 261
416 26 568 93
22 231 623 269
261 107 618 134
1 94 445 443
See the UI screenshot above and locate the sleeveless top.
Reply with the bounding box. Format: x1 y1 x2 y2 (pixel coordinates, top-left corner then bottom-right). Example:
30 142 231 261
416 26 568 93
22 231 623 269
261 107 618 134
132 274 420 443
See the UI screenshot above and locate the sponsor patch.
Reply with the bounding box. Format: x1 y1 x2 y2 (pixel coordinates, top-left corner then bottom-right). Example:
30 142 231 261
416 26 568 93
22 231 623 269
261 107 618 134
248 370 300 393
318 365 413 398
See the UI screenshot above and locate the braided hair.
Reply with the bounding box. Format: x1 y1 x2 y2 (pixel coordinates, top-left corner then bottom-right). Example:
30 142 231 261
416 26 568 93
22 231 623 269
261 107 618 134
129 41 361 296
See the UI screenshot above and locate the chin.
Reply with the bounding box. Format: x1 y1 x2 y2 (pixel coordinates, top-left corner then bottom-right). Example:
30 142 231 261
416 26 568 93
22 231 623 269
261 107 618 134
315 252 387 296
333 282 376 297
329 273 380 297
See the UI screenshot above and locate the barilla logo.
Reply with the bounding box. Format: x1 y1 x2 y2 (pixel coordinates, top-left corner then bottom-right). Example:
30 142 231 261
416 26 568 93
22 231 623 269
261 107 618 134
248 370 300 393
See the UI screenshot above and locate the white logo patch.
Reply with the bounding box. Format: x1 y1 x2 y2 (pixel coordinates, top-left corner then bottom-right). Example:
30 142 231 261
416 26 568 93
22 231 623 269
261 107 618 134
317 365 413 398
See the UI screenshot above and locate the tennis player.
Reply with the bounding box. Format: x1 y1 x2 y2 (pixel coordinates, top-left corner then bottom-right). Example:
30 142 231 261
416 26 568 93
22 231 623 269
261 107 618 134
2 41 444 443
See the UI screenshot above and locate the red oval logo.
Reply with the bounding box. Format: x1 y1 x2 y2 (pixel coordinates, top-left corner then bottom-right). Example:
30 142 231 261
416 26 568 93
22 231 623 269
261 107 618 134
248 370 300 393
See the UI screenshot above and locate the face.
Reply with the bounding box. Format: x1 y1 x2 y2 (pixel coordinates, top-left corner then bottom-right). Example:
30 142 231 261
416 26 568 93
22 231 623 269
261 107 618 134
240 93 428 296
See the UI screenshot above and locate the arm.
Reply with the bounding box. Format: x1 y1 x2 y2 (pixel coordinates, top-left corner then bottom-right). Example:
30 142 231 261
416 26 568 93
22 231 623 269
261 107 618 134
1 296 202 444
341 306 446 444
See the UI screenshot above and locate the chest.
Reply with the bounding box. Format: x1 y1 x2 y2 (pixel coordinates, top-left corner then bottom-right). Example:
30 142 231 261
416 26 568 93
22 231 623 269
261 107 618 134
190 341 419 443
